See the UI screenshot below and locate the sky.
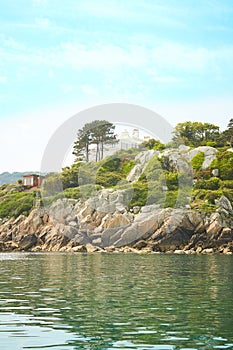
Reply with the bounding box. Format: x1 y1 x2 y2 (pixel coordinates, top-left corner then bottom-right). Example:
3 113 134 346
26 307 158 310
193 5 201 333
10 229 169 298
1 0 233 172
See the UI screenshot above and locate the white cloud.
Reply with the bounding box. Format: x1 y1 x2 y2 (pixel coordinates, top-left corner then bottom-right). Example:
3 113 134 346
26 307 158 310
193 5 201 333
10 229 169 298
0 76 7 83
35 17 50 27
2 36 233 81
58 42 147 70
48 69 54 78
75 1 187 29
152 43 210 72
153 96 233 131
33 0 47 6
81 85 98 96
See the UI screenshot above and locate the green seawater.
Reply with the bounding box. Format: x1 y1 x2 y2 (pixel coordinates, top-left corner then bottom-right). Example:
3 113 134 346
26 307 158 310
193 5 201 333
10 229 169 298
0 253 233 349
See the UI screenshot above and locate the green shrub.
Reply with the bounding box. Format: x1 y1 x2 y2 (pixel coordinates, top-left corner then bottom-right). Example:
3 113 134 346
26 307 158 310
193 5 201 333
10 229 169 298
63 184 102 200
210 150 233 180
121 160 136 175
206 141 217 147
100 157 121 172
139 155 163 182
163 191 178 208
96 170 123 187
194 177 221 190
191 152 205 170
204 191 220 205
221 180 233 189
42 173 63 197
164 172 178 190
61 163 81 189
141 138 165 151
194 168 212 180
78 163 97 185
0 192 34 219
127 182 148 209
178 172 193 187
147 181 165 205
200 202 217 213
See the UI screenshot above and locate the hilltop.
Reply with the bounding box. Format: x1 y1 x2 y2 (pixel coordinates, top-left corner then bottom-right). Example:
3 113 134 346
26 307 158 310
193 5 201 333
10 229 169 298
0 141 233 254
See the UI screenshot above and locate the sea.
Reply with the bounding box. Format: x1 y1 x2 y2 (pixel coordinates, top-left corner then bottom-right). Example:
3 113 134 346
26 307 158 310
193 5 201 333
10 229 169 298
0 252 233 349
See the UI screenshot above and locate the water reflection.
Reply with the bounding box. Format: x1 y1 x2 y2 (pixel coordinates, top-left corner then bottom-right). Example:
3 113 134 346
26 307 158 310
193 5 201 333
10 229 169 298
0 253 233 349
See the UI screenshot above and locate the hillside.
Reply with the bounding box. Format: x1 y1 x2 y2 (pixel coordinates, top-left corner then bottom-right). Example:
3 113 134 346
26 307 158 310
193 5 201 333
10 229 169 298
1 144 233 220
0 141 233 254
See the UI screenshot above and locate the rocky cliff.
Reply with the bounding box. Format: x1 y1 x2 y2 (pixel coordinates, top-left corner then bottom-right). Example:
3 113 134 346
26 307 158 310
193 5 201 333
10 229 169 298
0 193 232 254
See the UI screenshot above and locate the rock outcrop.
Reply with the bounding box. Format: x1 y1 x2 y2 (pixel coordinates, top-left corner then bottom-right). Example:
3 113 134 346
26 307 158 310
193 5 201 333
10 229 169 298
161 145 217 172
0 195 232 254
127 150 159 182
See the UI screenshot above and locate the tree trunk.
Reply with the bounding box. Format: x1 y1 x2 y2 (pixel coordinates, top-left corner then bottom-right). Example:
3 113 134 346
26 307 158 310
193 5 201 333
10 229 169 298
101 141 104 160
96 143 99 162
86 144 89 162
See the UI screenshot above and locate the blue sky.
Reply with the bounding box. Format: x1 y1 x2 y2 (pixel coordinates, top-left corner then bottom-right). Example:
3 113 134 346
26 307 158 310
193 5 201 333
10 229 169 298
1 0 233 171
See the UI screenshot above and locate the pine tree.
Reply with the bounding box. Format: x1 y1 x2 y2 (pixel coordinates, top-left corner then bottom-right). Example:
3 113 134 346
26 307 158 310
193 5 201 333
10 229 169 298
221 119 233 147
73 123 92 162
73 120 117 162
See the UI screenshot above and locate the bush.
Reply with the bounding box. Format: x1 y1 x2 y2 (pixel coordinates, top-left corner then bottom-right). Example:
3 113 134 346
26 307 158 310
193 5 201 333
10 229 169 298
195 169 212 180
121 160 136 175
191 152 205 170
194 177 221 190
147 181 165 205
204 191 220 205
211 150 233 180
164 172 178 190
126 182 148 209
139 155 163 182
0 192 34 218
96 171 124 187
206 141 217 147
63 184 102 200
141 139 165 151
221 180 233 189
42 173 63 197
61 163 81 189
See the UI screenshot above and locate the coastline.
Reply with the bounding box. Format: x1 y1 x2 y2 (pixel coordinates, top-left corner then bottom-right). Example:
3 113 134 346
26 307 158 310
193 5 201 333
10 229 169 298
1 196 232 255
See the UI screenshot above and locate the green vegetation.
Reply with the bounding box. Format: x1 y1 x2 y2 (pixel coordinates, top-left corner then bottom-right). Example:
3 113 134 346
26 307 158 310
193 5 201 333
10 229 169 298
73 120 117 162
191 152 205 170
211 150 233 180
141 138 165 151
1 118 233 220
172 121 220 147
194 177 221 190
219 118 233 147
0 184 35 219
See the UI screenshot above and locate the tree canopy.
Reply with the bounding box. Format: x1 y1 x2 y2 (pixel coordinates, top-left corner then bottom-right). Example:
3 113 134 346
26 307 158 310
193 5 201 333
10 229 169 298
73 120 117 162
220 118 233 147
172 121 220 146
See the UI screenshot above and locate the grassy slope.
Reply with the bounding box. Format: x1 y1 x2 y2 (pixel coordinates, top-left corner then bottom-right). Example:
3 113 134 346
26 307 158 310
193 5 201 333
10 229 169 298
1 146 233 220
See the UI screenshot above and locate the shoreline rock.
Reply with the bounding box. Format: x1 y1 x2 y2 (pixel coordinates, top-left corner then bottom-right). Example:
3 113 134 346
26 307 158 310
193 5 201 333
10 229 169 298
0 195 232 255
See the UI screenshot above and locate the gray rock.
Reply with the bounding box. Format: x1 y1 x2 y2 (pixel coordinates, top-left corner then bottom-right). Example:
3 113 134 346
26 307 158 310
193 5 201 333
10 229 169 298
18 234 37 250
187 146 217 169
141 204 160 213
127 150 159 182
216 195 233 213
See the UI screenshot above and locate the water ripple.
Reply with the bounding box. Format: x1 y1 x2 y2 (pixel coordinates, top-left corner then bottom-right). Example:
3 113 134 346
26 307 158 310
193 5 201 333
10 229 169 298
0 253 233 349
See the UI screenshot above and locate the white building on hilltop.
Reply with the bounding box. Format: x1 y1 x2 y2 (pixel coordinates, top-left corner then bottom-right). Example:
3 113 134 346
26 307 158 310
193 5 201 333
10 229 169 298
118 128 142 150
88 128 151 161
